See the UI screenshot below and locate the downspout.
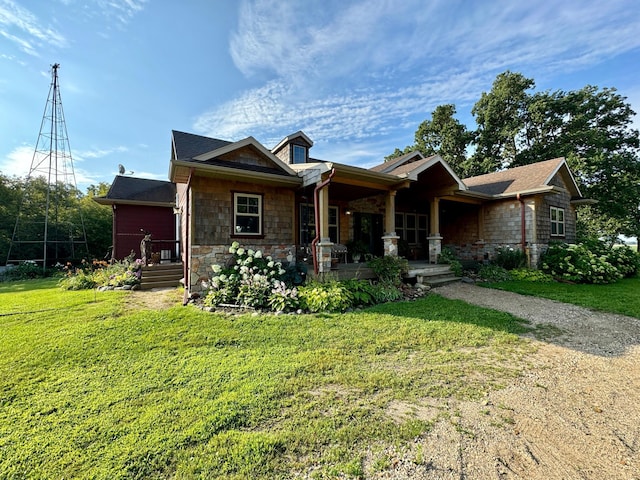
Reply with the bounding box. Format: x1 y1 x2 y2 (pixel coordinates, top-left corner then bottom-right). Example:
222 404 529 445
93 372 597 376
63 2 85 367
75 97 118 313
517 193 526 251
182 168 195 305
312 168 336 275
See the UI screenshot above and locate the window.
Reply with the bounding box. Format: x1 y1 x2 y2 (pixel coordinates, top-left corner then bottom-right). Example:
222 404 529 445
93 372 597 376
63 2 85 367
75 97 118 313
395 212 428 243
550 206 565 237
233 193 262 236
299 203 338 244
292 145 306 164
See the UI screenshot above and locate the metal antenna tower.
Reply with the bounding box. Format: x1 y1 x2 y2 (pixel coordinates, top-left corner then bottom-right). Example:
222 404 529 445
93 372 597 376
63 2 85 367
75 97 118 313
6 63 89 270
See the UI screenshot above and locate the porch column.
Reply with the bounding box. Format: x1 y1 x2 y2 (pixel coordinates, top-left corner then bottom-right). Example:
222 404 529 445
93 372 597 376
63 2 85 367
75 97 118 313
382 190 400 257
427 197 443 264
316 183 333 273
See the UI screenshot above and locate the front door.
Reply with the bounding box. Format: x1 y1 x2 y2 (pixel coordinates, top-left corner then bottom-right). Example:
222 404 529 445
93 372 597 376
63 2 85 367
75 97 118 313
353 213 383 257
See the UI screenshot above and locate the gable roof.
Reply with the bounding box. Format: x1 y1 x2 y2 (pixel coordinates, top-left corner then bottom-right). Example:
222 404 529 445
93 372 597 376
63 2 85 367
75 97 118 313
94 176 176 207
370 150 424 173
172 130 232 160
462 158 583 198
169 132 302 186
271 131 314 154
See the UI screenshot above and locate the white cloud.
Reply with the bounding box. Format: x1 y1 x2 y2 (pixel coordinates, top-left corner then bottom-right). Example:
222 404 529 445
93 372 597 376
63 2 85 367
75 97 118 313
0 0 67 55
96 0 147 25
200 0 640 164
0 144 99 187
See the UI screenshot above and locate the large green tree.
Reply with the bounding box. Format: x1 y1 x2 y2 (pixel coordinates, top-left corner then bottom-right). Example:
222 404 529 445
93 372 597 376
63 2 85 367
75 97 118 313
471 71 534 174
385 104 473 176
413 104 474 176
0 174 113 265
387 71 640 240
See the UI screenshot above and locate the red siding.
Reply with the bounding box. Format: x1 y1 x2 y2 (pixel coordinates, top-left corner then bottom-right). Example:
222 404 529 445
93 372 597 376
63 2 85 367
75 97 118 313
113 205 175 260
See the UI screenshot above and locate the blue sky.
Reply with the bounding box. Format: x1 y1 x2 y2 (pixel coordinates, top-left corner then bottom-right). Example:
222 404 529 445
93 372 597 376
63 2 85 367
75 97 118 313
1 0 639 190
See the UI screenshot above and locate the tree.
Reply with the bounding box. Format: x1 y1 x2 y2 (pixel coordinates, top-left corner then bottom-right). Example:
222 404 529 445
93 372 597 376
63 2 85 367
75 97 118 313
387 71 640 240
471 71 535 173
82 183 113 259
413 104 473 176
0 174 113 264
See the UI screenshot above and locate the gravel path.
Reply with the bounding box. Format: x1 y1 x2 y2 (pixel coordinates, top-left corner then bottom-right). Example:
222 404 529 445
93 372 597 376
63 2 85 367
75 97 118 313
371 282 640 479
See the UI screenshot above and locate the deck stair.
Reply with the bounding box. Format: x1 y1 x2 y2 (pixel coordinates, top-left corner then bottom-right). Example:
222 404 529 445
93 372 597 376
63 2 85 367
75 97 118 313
140 263 183 290
404 263 460 287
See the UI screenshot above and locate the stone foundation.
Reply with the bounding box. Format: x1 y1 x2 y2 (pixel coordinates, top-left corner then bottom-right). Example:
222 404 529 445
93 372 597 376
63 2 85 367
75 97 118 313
189 243 296 292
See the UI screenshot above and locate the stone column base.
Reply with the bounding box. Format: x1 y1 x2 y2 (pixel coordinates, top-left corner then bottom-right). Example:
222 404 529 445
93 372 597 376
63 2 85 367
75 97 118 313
317 239 333 274
427 235 443 264
382 233 400 257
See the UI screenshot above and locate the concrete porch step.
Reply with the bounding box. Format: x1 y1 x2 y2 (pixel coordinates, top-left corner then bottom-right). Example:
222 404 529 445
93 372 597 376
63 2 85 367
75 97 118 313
404 263 460 287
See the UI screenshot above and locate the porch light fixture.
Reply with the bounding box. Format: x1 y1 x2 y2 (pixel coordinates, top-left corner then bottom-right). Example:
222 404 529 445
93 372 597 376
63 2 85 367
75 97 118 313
345 209 352 215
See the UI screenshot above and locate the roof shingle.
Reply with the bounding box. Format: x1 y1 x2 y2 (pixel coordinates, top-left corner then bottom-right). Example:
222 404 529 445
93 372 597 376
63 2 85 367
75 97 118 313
463 158 565 196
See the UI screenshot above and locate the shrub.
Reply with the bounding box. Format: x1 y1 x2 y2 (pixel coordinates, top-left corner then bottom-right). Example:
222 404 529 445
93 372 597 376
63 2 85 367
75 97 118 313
342 279 377 307
493 246 526 270
2 261 44 280
606 245 640 278
268 280 300 312
298 280 353 313
368 281 403 303
59 259 142 290
540 243 622 284
368 256 408 286
438 248 463 276
478 265 511 282
509 268 554 283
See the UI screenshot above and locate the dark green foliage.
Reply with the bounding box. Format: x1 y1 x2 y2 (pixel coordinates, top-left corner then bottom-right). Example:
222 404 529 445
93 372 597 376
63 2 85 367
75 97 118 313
438 247 463 276
368 255 409 286
342 279 377 307
492 246 527 270
0 174 113 264
479 265 511 282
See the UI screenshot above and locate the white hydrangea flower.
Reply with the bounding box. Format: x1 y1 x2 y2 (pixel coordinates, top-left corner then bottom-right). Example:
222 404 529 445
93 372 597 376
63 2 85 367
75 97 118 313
237 248 245 256
255 250 263 258
211 264 222 273
268 261 275 268
247 249 255 256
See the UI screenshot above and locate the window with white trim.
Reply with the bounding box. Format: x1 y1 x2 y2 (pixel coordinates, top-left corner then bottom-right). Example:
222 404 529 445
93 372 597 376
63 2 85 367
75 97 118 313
292 145 306 164
234 193 262 235
550 206 565 237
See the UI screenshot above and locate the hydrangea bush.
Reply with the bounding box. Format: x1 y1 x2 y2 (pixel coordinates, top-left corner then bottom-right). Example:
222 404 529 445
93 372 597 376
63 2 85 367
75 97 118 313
203 243 411 313
540 242 622 284
204 242 292 310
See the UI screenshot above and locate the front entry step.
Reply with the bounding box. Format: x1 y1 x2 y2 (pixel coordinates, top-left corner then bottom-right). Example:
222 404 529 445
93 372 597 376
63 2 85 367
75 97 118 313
404 264 460 286
140 263 183 290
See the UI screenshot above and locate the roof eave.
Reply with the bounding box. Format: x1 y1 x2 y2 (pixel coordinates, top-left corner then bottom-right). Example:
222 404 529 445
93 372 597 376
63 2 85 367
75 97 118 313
172 159 302 187
93 197 175 208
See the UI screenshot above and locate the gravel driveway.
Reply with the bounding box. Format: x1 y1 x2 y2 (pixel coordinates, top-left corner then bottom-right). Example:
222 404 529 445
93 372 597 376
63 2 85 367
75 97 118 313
370 282 640 479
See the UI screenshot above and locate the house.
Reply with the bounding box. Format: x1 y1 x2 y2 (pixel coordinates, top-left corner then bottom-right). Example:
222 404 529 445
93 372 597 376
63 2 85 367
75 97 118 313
168 130 589 295
94 175 177 261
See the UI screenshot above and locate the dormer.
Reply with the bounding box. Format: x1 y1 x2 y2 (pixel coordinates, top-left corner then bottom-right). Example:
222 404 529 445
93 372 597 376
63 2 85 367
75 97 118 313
272 131 314 165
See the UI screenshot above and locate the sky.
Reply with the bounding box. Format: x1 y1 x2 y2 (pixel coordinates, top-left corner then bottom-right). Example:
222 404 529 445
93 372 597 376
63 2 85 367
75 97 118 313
1 0 639 191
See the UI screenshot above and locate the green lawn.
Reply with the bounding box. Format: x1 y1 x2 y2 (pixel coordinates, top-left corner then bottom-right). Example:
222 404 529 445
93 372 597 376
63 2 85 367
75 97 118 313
483 276 640 319
0 279 533 479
